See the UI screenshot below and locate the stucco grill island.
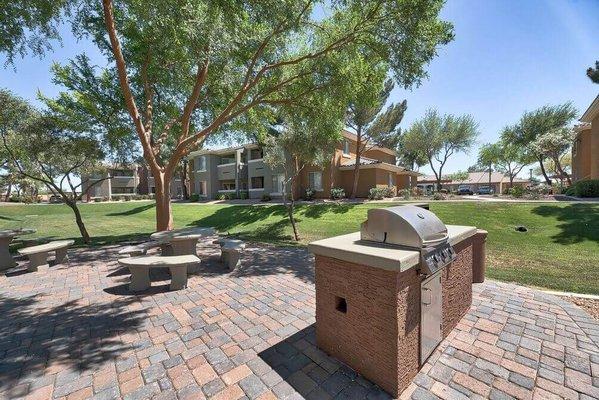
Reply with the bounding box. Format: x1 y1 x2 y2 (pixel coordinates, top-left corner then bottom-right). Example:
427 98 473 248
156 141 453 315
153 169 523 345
308 205 487 397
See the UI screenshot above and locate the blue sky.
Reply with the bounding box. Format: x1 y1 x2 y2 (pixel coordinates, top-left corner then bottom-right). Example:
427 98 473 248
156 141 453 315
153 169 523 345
1 0 598 176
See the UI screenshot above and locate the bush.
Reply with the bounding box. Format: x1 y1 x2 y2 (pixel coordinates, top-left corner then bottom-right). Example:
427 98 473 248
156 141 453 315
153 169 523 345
189 194 199 202
565 179 599 198
432 192 446 201
399 188 411 200
217 193 227 200
239 191 249 200
261 194 272 202
383 186 396 198
330 187 345 200
304 187 315 201
508 186 524 198
368 187 386 200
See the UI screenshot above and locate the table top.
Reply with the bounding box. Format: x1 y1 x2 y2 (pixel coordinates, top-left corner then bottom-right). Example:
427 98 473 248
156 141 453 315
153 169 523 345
150 227 215 242
0 228 36 239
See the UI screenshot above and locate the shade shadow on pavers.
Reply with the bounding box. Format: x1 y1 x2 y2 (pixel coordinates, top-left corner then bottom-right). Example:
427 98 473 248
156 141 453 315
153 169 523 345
258 325 392 400
0 294 145 393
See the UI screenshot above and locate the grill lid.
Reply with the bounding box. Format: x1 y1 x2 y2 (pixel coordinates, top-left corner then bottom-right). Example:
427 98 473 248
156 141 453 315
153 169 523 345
360 205 448 248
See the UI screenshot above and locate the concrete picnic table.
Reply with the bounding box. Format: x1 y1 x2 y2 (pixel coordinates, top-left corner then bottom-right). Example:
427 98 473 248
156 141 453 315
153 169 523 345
0 228 36 270
150 227 215 274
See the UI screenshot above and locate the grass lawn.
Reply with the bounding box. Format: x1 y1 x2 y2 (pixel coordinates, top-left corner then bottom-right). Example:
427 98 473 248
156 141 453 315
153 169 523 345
1 200 598 294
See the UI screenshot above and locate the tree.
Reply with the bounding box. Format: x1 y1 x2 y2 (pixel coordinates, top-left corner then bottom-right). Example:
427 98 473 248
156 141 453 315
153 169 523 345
345 67 407 198
0 1 68 65
41 0 453 231
0 90 108 243
588 61 599 84
264 116 341 241
531 127 574 185
447 171 468 182
402 109 478 190
478 127 535 188
507 103 577 185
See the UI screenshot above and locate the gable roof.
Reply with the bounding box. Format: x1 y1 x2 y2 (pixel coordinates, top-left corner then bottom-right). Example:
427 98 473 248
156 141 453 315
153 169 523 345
341 130 397 156
580 94 599 123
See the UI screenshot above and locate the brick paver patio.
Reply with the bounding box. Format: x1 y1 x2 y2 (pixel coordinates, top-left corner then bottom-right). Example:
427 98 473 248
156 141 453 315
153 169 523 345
0 240 597 400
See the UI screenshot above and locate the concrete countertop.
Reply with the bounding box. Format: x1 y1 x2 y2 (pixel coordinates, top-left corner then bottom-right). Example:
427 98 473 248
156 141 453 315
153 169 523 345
308 225 477 272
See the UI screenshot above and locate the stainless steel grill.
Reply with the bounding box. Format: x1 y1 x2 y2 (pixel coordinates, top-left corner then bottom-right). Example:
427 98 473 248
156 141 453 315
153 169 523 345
360 205 456 275
360 204 457 363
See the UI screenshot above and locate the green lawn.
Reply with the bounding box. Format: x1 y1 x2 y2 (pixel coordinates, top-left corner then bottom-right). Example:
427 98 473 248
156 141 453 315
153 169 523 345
1 201 598 294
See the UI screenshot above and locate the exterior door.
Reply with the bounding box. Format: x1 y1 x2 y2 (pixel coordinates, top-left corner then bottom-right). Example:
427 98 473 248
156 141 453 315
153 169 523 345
420 270 442 364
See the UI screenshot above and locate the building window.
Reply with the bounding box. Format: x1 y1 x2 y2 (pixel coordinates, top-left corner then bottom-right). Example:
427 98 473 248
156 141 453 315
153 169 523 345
343 139 350 155
250 148 263 160
219 155 236 165
271 174 284 194
308 171 323 191
573 139 579 156
251 176 264 189
197 156 206 171
388 173 394 187
198 181 206 195
220 180 236 190
112 187 135 194
112 169 134 177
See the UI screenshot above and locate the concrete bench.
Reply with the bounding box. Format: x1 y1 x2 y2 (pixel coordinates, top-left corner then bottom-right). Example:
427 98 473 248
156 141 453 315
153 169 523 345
118 241 161 257
18 240 75 272
118 255 201 292
220 240 246 270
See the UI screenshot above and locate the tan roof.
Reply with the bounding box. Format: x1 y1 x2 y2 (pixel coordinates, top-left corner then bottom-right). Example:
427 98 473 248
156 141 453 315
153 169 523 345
580 94 599 123
341 130 397 156
418 172 528 185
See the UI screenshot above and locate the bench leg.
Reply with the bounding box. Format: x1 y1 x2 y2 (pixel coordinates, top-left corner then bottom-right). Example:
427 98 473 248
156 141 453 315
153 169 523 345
129 267 151 292
27 252 49 272
169 266 188 290
55 248 69 264
225 251 242 271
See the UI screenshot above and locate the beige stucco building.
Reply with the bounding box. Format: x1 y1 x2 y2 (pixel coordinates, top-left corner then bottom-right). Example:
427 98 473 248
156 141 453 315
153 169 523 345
572 94 599 182
187 130 418 200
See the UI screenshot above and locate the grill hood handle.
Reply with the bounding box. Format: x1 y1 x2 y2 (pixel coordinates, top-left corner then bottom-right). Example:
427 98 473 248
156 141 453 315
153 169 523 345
422 233 449 246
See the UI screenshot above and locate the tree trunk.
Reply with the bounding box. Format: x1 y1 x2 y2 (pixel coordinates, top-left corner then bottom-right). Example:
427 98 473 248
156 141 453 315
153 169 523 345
181 159 189 200
329 154 335 197
154 172 174 231
66 200 91 244
288 177 300 241
350 128 361 199
537 155 552 185
553 157 571 186
4 183 11 201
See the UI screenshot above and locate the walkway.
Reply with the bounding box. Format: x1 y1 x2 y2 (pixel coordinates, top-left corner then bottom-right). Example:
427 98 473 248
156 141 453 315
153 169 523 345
0 243 597 399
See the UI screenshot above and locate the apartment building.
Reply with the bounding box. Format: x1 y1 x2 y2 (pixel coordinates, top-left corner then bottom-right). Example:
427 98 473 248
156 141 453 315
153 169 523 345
81 164 183 200
187 130 418 200
572 94 599 182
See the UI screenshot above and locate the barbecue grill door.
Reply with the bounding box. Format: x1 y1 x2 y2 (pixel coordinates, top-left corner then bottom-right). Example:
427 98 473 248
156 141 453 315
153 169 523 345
420 271 442 364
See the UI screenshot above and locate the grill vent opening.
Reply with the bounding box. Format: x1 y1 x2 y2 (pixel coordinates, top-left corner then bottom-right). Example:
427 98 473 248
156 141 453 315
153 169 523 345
335 296 347 313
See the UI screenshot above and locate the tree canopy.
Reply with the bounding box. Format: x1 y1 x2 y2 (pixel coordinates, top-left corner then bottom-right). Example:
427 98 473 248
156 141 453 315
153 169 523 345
588 60 599 84
402 109 478 189
34 0 454 230
505 102 577 185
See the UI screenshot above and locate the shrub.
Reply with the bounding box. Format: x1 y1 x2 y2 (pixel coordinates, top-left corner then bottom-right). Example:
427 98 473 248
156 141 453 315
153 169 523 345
304 187 315 201
261 194 272 202
383 186 396 198
399 188 411 200
368 187 386 200
330 187 345 200
508 186 524 198
189 194 199 202
565 179 599 198
239 191 249 200
432 192 446 200
217 193 227 200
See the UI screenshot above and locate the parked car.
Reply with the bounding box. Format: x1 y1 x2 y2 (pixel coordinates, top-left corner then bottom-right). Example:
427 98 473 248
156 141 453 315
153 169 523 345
457 185 474 195
49 195 64 203
477 186 494 195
